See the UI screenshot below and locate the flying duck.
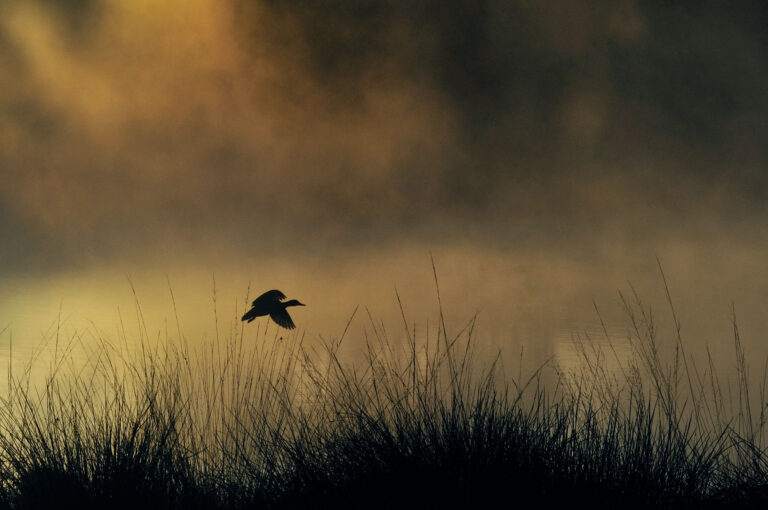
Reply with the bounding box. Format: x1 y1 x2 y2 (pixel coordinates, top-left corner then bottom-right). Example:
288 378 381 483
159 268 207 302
241 289 305 329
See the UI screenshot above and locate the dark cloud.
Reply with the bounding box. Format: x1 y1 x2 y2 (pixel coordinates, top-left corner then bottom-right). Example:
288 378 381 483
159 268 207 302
232 0 768 204
33 0 101 35
1 0 767 276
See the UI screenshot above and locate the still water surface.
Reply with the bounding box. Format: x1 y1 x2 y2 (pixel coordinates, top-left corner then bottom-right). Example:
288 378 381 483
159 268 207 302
1 225 768 392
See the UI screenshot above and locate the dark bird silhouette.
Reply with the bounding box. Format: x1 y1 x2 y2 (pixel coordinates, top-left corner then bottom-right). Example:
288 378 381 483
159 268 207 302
241 289 305 329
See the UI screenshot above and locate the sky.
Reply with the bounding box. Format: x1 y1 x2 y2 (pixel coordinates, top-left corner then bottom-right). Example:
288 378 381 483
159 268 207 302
1 0 768 371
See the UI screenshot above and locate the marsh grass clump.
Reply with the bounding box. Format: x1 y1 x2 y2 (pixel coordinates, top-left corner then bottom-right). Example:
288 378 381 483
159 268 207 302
0 279 768 509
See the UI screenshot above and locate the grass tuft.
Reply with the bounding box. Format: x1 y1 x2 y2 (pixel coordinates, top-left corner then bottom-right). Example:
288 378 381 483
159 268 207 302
1 281 768 509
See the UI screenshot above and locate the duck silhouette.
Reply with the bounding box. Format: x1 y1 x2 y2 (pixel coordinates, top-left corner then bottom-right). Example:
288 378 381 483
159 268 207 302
241 289 305 329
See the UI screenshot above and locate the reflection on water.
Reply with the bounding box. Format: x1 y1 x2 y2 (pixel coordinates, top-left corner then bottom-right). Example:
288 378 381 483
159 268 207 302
2 231 768 393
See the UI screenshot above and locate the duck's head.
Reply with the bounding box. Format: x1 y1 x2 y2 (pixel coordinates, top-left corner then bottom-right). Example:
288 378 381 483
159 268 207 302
284 299 305 307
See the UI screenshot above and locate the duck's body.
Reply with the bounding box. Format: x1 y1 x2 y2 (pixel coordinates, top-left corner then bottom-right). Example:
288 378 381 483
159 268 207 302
241 289 305 329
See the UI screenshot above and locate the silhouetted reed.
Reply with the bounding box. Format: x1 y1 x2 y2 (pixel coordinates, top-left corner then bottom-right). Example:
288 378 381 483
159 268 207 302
0 275 767 509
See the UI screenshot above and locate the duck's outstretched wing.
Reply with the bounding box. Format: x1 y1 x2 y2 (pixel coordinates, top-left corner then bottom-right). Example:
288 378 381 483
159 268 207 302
269 309 296 330
252 289 286 307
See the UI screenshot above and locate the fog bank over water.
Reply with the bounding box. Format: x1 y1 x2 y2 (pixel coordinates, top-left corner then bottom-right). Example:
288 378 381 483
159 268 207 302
1 1 768 377
3 219 768 381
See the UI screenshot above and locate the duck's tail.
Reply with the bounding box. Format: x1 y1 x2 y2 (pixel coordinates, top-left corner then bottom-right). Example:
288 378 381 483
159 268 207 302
241 308 256 322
